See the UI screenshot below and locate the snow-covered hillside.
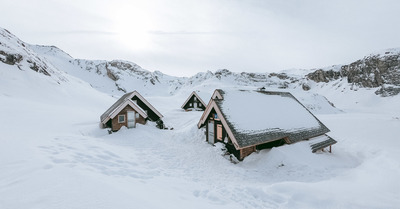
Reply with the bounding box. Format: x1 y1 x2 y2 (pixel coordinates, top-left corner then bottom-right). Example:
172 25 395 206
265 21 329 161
1 27 400 208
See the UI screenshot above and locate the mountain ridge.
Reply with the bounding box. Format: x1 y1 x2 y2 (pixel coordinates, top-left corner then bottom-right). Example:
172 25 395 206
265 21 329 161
1 27 399 96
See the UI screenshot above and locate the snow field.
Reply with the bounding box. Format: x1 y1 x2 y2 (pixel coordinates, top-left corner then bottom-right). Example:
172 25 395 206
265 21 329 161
1 61 400 208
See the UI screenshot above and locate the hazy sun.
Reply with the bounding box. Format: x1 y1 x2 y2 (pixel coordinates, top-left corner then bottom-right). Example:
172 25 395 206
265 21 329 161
112 4 153 51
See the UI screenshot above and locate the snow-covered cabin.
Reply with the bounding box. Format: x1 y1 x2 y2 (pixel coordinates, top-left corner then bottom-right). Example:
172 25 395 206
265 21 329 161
100 91 164 131
197 89 336 160
181 91 210 111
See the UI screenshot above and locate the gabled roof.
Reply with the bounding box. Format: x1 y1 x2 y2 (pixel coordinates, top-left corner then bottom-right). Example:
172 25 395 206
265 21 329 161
101 98 148 124
128 91 163 119
198 89 330 149
181 91 211 109
100 91 162 124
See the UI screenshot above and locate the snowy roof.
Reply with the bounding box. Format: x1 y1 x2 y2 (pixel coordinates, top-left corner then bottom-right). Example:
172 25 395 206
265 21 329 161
100 93 132 123
100 91 162 124
309 134 337 153
199 89 330 148
195 91 212 105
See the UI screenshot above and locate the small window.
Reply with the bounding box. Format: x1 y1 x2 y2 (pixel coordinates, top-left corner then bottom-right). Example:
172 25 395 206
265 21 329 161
194 97 197 102
214 113 218 119
189 103 192 107
198 103 202 107
135 113 140 119
118 115 125 123
145 110 148 114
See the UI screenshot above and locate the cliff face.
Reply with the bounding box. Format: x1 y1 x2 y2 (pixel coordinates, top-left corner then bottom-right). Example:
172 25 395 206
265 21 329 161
306 50 400 96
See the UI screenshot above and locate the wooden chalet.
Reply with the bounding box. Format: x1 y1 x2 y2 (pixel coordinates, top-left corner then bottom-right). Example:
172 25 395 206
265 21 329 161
197 89 337 160
100 91 164 131
181 91 210 111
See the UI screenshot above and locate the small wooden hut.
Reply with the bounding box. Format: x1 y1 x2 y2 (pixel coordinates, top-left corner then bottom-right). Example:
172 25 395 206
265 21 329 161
197 89 336 160
100 91 163 131
181 91 210 111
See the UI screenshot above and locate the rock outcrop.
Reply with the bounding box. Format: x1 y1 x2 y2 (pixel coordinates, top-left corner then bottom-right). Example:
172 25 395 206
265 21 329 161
306 50 400 96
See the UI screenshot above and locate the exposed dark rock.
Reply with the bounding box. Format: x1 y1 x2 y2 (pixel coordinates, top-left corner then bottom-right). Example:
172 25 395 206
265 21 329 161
215 69 232 79
306 52 400 96
0 50 23 65
375 86 400 97
307 69 342 83
278 82 289 89
302 83 311 91
269 72 289 80
105 63 118 81
27 59 50 76
115 84 126 93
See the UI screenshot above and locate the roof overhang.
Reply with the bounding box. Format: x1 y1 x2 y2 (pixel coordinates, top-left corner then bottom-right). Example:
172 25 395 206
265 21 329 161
101 99 148 124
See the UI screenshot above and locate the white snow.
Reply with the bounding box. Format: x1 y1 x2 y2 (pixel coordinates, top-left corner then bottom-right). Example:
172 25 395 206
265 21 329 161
2 61 400 209
1 28 400 208
220 90 320 133
195 90 213 105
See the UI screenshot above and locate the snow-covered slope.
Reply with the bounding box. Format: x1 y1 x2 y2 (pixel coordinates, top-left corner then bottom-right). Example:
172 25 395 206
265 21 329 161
30 44 184 96
0 29 67 83
1 27 400 208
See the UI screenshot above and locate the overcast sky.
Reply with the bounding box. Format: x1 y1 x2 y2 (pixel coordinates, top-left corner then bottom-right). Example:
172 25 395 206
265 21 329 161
2 0 400 76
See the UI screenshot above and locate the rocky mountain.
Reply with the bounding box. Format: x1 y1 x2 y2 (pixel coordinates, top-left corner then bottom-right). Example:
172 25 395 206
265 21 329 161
0 28 67 83
306 49 400 96
1 27 400 97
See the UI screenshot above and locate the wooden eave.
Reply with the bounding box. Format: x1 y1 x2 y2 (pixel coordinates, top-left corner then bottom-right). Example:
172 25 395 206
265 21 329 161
197 100 241 150
101 99 148 124
239 136 291 149
198 89 223 127
211 89 223 100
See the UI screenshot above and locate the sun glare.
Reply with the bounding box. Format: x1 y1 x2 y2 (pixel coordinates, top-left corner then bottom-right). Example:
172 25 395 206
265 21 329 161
112 5 153 51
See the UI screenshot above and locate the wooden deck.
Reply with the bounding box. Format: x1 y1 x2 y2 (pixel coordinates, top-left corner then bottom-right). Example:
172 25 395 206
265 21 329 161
310 135 337 153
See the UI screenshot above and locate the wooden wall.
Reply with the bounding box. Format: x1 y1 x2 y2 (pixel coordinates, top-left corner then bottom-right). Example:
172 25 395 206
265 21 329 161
203 106 257 161
240 146 256 160
111 106 146 131
183 95 206 110
131 95 160 121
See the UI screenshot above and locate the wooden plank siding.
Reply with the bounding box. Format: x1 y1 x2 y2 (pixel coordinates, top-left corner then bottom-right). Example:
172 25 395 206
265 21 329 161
204 109 256 160
240 146 256 160
110 105 146 131
100 90 164 132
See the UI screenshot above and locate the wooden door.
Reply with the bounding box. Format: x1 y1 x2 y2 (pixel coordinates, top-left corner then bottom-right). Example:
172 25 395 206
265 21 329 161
208 121 214 144
127 111 135 128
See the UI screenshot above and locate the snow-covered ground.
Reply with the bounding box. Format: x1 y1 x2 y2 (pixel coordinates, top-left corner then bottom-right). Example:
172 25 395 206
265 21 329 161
1 58 400 209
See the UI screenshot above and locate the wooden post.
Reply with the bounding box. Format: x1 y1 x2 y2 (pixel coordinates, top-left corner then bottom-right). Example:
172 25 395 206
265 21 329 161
329 145 332 153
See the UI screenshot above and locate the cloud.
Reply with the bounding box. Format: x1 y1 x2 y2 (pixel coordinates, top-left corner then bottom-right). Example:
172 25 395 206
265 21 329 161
148 30 221 35
1 0 400 76
52 30 116 36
